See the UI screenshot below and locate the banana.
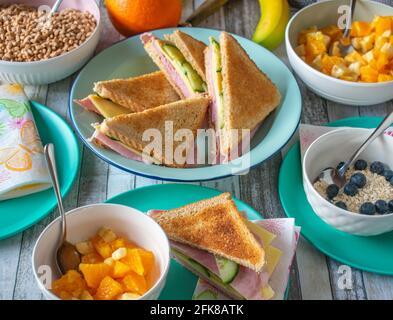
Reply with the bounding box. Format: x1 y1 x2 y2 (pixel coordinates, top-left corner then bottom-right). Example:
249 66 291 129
258 0 290 50
252 0 290 50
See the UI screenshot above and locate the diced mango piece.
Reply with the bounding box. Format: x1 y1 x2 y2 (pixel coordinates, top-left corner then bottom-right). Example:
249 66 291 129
112 261 132 278
351 21 372 37
79 263 113 289
321 25 343 42
360 65 379 82
378 73 393 82
81 252 103 264
91 235 112 259
122 272 148 296
52 270 87 299
305 32 328 60
298 25 318 45
321 55 345 74
377 52 390 72
95 276 124 300
374 16 392 38
121 248 145 276
137 249 155 276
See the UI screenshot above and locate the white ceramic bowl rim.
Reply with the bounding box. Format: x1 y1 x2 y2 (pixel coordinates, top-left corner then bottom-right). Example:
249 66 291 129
303 127 393 219
31 203 171 300
286 0 393 87
0 0 101 66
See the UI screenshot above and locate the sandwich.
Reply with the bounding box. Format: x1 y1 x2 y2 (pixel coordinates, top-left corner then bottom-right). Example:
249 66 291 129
74 71 180 117
149 193 299 300
205 32 282 160
141 30 207 99
91 96 209 168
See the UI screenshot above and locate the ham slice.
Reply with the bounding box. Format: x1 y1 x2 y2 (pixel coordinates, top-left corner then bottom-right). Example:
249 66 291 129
141 33 192 98
91 129 142 161
74 98 101 115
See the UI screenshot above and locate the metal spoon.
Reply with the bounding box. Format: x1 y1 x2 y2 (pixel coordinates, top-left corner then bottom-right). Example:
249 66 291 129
338 0 357 56
44 143 80 275
317 111 393 188
50 0 63 14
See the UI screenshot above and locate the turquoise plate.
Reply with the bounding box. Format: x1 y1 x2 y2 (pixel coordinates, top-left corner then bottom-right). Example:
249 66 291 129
279 117 393 275
69 27 301 182
105 184 288 300
0 101 80 240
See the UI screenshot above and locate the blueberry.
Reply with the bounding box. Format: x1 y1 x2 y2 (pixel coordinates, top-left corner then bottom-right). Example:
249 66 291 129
326 184 339 199
360 202 376 215
389 200 393 212
354 159 367 171
336 161 345 170
383 170 393 181
344 183 358 196
370 161 384 175
375 200 388 214
335 201 347 210
349 172 366 188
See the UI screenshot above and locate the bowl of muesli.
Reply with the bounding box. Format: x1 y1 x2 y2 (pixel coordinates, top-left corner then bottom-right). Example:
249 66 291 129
303 127 393 236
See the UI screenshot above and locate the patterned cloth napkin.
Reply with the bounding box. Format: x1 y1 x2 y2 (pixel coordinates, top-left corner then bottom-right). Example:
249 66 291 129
0 83 50 201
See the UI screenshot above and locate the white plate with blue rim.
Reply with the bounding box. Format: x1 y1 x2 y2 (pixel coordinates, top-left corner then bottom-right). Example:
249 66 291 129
69 27 301 181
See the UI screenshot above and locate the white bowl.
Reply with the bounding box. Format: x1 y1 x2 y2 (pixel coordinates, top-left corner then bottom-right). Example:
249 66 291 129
303 128 393 236
0 0 101 85
286 0 393 106
32 203 170 300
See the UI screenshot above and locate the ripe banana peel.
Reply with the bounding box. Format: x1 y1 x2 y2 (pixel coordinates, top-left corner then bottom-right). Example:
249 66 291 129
253 0 290 51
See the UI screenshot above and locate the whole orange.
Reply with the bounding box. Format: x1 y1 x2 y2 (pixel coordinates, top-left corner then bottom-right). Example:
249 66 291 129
105 0 182 37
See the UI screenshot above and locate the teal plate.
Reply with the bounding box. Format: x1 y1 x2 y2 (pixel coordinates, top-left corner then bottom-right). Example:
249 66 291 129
105 184 288 300
69 27 301 182
0 101 80 240
279 117 393 275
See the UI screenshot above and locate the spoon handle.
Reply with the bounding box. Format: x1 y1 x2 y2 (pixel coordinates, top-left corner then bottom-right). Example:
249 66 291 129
50 0 63 14
44 144 66 242
343 0 356 38
338 111 393 177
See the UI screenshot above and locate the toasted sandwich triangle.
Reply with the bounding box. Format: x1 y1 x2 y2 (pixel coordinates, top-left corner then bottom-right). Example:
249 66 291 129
164 30 207 82
100 96 209 168
151 193 265 272
93 71 179 112
220 32 281 152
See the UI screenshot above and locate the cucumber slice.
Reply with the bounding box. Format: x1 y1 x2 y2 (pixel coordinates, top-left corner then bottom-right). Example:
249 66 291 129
162 44 185 63
194 290 218 300
211 38 222 73
182 62 205 92
215 256 239 284
173 249 210 278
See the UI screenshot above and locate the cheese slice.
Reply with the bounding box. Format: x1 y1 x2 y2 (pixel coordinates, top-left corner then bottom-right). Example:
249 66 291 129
89 94 132 119
261 284 275 300
246 220 276 247
265 245 283 276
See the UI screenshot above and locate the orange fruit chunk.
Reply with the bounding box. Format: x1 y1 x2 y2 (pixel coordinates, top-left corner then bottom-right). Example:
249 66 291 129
321 25 343 42
52 270 87 299
112 261 132 279
360 65 379 82
377 52 390 72
351 21 372 37
105 0 182 37
122 271 148 296
137 249 155 276
79 263 112 289
121 248 145 276
95 276 124 300
378 73 393 82
91 235 112 259
321 55 345 74
298 26 318 45
110 237 134 251
373 16 392 38
81 252 103 264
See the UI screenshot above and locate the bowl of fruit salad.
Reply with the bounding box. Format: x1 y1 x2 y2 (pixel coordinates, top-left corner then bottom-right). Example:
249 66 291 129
303 127 393 236
286 0 393 105
32 204 170 300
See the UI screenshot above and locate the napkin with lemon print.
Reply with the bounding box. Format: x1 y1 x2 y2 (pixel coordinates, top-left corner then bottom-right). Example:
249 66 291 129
0 83 50 201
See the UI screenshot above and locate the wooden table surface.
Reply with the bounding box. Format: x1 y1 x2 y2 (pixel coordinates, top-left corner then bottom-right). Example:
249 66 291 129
1 0 393 300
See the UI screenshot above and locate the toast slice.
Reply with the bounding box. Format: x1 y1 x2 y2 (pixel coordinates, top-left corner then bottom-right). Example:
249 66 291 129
151 193 265 272
93 71 179 112
219 32 281 153
99 96 209 168
164 30 207 82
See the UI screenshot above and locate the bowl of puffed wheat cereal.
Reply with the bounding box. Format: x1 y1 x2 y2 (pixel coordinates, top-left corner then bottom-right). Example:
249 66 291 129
0 0 101 84
303 127 393 236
